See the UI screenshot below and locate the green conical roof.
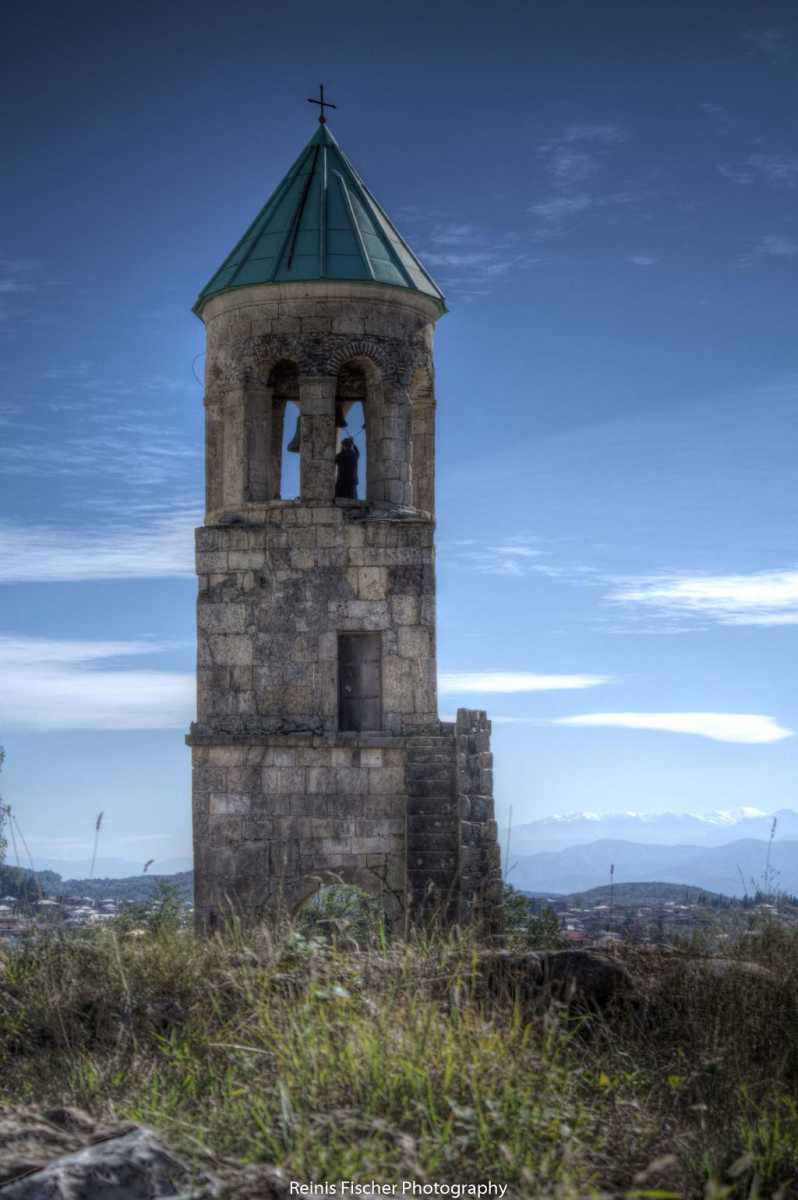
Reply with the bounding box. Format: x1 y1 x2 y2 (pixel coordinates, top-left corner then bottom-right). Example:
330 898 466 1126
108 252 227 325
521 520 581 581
194 124 446 314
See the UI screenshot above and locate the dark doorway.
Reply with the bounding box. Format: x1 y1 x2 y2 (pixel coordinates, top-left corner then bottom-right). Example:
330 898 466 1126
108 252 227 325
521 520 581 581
338 633 382 732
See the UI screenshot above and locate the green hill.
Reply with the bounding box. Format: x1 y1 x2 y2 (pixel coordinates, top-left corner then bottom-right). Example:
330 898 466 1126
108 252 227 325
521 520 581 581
563 881 730 906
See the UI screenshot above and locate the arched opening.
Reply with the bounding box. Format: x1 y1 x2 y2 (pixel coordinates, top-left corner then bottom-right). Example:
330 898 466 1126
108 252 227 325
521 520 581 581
268 360 300 500
296 881 387 943
335 360 372 501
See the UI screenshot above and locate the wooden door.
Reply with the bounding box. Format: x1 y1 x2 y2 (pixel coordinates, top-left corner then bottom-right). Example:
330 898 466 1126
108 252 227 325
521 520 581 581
338 633 382 731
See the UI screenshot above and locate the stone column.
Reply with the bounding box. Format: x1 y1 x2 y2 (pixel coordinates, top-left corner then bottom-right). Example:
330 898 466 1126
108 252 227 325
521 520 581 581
244 386 273 502
204 396 224 516
410 397 435 516
371 383 412 507
222 388 246 510
270 400 286 500
299 376 336 501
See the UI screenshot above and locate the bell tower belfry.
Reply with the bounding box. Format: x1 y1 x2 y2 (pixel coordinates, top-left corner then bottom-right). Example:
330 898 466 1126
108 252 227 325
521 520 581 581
188 116 502 929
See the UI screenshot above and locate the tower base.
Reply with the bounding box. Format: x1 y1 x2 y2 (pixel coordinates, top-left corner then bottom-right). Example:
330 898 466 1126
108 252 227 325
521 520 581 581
188 708 502 931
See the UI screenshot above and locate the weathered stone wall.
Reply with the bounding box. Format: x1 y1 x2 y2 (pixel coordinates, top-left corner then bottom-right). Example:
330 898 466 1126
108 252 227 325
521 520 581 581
192 504 438 738
455 710 503 927
190 281 503 931
191 735 407 925
200 282 439 517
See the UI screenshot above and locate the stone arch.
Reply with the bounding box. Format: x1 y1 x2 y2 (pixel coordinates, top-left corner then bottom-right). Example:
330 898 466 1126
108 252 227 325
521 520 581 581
409 366 435 516
287 864 401 925
326 338 391 380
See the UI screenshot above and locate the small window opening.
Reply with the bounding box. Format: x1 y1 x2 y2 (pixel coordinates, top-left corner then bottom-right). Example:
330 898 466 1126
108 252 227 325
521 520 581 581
338 632 381 732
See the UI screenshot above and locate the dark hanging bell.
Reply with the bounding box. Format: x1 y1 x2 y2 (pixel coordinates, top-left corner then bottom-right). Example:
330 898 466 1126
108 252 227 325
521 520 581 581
286 414 301 453
335 402 348 429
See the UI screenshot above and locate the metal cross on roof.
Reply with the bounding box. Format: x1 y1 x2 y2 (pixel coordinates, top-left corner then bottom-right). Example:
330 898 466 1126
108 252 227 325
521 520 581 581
307 84 336 125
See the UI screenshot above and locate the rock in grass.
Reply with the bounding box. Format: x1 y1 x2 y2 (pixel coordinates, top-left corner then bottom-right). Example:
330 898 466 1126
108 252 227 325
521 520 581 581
681 957 776 983
0 1125 217 1199
0 1111 85 1187
477 948 637 1010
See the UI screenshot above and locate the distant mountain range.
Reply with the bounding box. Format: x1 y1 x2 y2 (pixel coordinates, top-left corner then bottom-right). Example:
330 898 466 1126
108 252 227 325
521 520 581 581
523 882 729 905
503 808 795 855
509 837 798 898
12 811 798 898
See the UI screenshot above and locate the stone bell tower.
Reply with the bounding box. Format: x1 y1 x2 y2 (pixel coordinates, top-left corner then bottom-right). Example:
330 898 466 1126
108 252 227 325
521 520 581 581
187 115 502 929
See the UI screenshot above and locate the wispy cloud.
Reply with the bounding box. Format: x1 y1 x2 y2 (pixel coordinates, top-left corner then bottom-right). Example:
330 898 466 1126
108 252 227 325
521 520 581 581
538 124 626 187
610 569 798 627
553 712 793 744
0 259 39 325
699 101 732 129
419 221 534 291
561 124 626 146
718 154 798 188
0 636 193 731
439 671 611 694
0 427 199 486
629 255 658 266
531 123 635 235
448 536 598 583
0 508 197 582
742 28 789 58
757 234 798 256
450 530 798 634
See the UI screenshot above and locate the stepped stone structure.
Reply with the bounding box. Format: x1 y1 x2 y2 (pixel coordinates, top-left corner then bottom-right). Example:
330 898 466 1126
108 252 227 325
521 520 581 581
187 119 502 929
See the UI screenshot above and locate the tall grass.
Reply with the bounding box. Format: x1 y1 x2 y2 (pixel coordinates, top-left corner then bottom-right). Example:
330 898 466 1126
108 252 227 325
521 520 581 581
1 912 798 1197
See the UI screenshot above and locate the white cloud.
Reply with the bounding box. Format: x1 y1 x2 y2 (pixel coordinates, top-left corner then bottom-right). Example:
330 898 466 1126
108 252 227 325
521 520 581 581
529 194 594 221
529 191 637 231
421 231 534 291
562 124 626 146
758 234 798 256
547 148 599 186
0 510 197 582
448 537 600 585
554 712 794 744
629 255 658 266
718 154 798 188
742 28 789 57
0 430 199 485
429 223 477 245
0 636 194 731
424 251 515 277
0 261 38 324
611 569 798 626
531 123 632 235
439 672 611 694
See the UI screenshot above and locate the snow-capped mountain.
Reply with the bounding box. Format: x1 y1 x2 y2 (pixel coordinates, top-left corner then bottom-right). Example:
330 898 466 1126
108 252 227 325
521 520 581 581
503 807 795 855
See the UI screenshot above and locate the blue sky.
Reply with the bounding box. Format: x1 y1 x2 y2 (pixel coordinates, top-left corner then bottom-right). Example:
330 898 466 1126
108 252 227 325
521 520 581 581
1 0 797 868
